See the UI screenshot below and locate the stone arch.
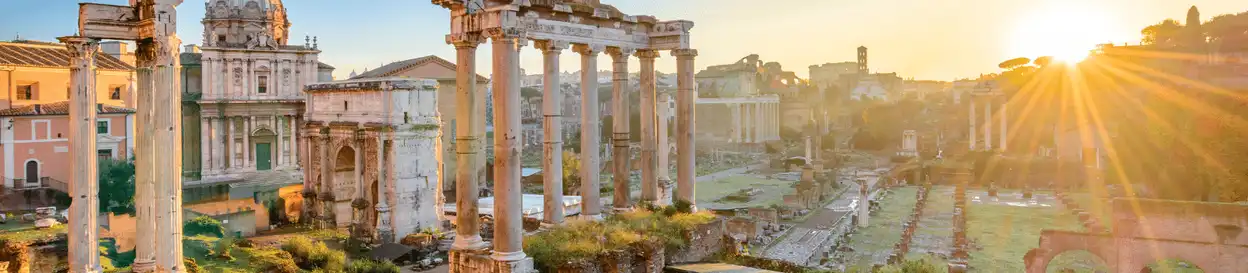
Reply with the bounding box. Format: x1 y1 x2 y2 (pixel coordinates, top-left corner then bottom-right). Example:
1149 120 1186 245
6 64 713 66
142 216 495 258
330 145 357 226
1135 258 1205 273
1025 231 1117 273
1043 249 1112 273
1119 241 1217 273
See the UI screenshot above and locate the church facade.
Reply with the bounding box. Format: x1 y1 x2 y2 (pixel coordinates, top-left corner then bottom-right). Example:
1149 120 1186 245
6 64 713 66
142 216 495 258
183 0 333 179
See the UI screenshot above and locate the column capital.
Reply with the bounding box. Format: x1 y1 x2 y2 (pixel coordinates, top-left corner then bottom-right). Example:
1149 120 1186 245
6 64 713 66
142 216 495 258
485 28 526 43
606 47 635 60
446 33 486 48
534 40 569 54
573 44 605 56
58 36 100 68
635 49 661 60
671 49 698 58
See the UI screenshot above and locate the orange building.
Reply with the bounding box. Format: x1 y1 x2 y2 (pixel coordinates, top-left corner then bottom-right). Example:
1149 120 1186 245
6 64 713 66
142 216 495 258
0 40 136 190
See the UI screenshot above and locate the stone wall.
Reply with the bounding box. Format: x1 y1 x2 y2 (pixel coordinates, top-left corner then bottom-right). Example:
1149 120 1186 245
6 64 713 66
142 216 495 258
666 218 726 264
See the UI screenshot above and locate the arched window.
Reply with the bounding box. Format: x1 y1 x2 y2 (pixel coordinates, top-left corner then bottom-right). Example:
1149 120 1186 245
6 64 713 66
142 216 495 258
24 160 38 184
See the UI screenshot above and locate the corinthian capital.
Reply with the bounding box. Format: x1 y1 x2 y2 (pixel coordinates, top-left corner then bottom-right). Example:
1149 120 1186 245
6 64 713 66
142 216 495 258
446 33 485 48
573 44 605 56
635 49 661 60
671 49 698 58
607 47 635 60
58 37 100 68
534 40 569 54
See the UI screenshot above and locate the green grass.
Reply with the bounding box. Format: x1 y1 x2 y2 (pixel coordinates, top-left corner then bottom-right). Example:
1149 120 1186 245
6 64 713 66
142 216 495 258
965 190 1084 272
182 235 258 273
839 186 919 268
696 176 796 210
905 187 954 260
0 224 66 244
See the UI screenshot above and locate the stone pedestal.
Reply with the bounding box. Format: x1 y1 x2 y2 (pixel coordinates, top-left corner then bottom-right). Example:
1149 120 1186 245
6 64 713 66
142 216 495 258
449 249 534 273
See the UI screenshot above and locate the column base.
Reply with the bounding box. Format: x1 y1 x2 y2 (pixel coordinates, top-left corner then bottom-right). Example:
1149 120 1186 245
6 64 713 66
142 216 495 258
452 235 489 251
131 260 156 273
449 249 534 273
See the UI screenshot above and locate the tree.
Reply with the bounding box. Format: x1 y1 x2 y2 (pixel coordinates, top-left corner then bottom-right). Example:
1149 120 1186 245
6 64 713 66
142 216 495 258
998 57 1031 70
520 87 542 99
1141 19 1183 46
98 158 136 215
1033 56 1054 67
562 151 582 195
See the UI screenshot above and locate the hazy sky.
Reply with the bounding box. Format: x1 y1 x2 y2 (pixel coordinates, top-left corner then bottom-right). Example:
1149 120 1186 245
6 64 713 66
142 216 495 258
2 0 1246 81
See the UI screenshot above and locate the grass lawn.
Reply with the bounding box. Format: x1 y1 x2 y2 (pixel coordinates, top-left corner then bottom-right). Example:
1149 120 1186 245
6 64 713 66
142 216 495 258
0 224 65 244
837 186 918 268
905 186 955 260
695 175 795 210
965 189 1089 272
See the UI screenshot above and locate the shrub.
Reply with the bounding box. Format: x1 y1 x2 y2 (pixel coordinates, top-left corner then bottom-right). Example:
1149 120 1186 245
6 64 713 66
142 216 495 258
346 259 401 273
877 257 942 273
182 236 214 258
182 257 203 273
233 238 255 248
282 236 345 271
183 216 225 238
673 199 694 214
214 237 235 261
247 247 299 273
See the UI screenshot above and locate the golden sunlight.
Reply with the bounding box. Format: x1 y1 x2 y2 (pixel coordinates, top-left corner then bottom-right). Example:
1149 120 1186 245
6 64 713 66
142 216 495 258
1009 7 1114 63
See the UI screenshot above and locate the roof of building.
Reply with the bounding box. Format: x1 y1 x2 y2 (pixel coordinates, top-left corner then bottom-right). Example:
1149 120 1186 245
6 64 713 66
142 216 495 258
0 40 134 71
178 52 333 70
0 101 136 117
351 55 488 82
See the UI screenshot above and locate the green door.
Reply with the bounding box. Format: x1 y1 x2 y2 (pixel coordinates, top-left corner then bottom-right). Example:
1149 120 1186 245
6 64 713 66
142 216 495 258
256 143 272 171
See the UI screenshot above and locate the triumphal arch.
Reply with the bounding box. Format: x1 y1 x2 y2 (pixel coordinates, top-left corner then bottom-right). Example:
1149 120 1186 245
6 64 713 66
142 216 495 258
68 0 188 272
300 78 444 244
430 0 697 271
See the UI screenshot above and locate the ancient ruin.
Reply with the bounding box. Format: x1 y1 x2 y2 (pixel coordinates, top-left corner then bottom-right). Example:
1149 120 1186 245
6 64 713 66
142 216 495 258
429 0 696 271
300 78 444 244
967 82 1006 152
1024 199 1248 272
70 0 187 271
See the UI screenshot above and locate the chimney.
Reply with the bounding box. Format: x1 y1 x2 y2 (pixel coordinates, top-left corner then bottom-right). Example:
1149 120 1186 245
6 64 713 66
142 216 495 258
99 41 136 66
33 104 41 114
184 44 201 54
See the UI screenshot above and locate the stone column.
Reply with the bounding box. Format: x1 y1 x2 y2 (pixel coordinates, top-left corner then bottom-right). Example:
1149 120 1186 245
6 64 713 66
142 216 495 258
984 102 993 151
289 116 298 167
968 99 976 151
999 100 1007 152
672 49 698 208
574 44 604 219
607 47 633 211
537 40 568 226
276 117 284 167
61 36 103 273
132 39 156 273
227 117 236 169
636 49 659 204
730 104 740 142
657 94 673 205
376 135 393 242
244 117 253 168
217 117 226 172
201 118 211 175
489 30 527 263
449 34 486 250
149 2 186 269
756 102 765 142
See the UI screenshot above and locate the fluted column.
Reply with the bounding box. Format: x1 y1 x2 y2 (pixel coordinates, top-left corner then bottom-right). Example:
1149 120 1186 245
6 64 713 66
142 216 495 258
968 99 976 151
574 44 604 219
200 118 211 175
999 100 1007 152
149 1 186 269
131 39 157 273
537 40 568 226
227 117 236 169
216 117 226 172
449 34 486 250
488 30 527 262
61 36 102 273
984 102 993 151
244 117 252 168
637 49 659 204
730 104 740 142
657 94 673 205
289 116 298 167
607 47 634 211
276 117 284 167
673 49 698 209
755 102 764 142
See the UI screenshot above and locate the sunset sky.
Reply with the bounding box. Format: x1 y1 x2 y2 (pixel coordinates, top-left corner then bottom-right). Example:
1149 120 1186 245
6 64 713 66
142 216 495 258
2 0 1246 81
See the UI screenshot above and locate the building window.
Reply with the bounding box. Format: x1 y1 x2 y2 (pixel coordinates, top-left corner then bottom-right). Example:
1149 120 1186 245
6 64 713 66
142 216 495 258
110 87 122 100
98 149 113 161
258 76 268 94
97 120 109 135
217 35 226 44
17 85 34 100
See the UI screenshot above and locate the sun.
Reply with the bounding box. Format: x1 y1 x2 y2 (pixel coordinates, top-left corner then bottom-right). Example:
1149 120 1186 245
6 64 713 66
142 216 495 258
1009 7 1114 64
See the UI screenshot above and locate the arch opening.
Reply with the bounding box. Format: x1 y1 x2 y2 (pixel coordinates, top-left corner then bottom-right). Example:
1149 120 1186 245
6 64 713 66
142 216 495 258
1044 249 1111 273
332 146 357 227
